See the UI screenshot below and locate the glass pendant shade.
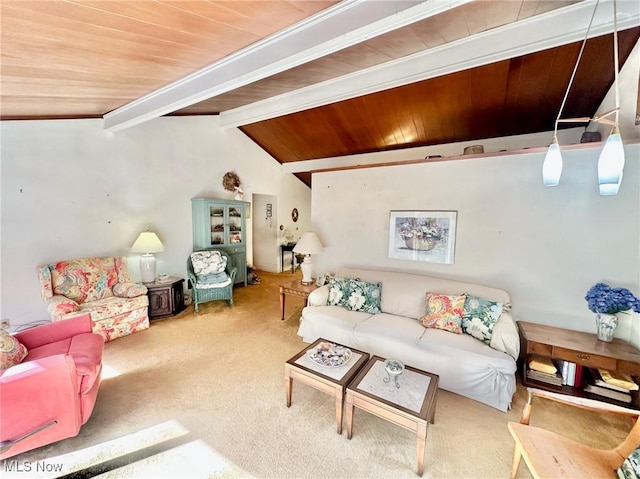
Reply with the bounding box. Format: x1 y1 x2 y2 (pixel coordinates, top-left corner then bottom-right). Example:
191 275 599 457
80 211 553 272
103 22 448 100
597 132 625 196
542 141 563 186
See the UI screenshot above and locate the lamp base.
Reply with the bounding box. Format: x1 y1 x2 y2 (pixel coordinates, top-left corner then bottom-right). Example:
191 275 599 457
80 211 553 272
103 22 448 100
300 256 314 285
140 254 156 283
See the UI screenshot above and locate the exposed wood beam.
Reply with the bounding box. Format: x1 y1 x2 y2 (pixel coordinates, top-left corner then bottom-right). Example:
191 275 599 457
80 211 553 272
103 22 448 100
221 0 640 128
103 0 472 132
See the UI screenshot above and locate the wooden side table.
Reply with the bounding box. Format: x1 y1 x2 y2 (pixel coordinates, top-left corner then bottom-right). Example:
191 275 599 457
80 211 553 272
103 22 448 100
279 279 317 320
285 339 370 434
145 277 186 320
517 321 640 408
345 356 439 476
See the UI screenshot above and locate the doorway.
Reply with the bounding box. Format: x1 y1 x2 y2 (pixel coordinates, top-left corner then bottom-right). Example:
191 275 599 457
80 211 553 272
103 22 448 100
252 194 279 272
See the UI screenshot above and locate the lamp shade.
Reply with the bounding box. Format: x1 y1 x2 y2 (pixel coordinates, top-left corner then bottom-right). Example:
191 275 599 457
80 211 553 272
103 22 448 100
293 232 324 255
597 130 625 196
542 140 562 187
130 231 165 254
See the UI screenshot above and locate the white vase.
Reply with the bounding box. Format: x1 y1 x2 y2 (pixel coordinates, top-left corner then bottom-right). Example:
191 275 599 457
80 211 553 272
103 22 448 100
595 313 618 342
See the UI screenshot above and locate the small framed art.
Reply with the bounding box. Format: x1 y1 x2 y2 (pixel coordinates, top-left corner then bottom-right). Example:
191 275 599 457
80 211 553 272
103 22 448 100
388 210 457 264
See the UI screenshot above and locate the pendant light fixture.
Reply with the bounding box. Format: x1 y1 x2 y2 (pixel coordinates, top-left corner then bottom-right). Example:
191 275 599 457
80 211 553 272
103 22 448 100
597 0 624 196
543 0 625 195
542 0 598 187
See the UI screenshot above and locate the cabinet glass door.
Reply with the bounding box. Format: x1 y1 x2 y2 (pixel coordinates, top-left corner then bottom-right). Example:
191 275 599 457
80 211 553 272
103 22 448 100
209 207 225 246
228 206 243 244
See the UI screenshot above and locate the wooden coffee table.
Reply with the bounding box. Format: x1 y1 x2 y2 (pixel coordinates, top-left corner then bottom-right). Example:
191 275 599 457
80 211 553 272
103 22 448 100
345 356 439 476
279 279 317 321
285 339 370 434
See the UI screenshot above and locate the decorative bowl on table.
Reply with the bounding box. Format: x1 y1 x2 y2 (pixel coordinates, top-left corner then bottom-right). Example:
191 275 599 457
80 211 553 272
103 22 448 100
307 342 352 367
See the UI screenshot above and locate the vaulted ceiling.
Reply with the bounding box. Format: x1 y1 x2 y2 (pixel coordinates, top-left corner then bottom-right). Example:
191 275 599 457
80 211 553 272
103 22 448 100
2 0 639 187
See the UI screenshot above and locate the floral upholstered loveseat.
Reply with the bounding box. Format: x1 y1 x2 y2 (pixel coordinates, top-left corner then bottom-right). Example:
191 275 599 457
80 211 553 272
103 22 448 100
37 257 150 341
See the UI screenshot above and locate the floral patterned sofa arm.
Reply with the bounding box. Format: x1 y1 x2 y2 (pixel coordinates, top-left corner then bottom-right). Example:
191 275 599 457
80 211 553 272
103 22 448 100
46 295 80 319
113 282 147 298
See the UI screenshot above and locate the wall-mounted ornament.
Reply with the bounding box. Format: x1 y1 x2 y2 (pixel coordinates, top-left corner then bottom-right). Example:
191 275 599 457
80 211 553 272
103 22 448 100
222 171 243 200
291 208 299 222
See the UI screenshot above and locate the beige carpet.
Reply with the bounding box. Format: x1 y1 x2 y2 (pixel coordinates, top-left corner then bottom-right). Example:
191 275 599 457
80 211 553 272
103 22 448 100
4 271 630 478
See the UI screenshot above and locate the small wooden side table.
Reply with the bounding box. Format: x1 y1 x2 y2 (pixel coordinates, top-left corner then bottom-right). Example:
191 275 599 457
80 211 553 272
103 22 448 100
285 338 370 434
145 277 185 320
279 279 317 321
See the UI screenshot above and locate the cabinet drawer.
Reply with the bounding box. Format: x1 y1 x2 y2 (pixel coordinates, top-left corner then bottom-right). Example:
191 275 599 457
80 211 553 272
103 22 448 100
528 343 552 356
553 347 617 370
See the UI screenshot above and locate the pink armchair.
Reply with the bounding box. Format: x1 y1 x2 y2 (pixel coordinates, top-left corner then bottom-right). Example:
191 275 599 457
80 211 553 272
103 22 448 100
0 314 104 459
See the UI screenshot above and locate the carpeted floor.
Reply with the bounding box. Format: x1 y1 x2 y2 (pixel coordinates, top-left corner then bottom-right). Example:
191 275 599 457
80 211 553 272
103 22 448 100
3 271 630 478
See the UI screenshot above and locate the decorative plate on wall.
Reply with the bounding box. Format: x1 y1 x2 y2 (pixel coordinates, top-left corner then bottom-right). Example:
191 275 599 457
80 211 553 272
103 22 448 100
291 208 299 222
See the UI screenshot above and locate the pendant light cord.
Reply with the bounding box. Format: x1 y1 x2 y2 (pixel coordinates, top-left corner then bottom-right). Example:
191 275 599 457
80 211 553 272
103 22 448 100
554 0 600 133
613 0 620 128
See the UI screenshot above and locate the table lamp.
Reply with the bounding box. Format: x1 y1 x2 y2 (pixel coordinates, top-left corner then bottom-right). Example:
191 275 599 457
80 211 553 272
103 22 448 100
130 231 165 283
293 232 324 285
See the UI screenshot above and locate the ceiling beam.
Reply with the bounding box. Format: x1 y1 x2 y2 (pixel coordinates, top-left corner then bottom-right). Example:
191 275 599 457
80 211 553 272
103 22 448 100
103 0 472 133
220 0 640 129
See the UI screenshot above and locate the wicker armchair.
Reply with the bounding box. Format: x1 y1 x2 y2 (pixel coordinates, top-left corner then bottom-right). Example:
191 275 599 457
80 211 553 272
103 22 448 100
187 250 237 312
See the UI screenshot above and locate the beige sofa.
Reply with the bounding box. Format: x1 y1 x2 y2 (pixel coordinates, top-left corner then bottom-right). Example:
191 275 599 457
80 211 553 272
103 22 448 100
297 267 519 411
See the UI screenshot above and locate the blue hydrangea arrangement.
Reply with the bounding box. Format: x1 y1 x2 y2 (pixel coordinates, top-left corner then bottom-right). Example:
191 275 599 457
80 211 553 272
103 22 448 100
585 283 640 314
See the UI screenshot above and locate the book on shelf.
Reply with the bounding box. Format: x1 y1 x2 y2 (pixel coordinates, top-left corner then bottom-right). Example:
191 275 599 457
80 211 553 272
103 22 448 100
528 355 557 375
597 369 638 392
552 360 580 387
526 368 563 386
583 383 632 403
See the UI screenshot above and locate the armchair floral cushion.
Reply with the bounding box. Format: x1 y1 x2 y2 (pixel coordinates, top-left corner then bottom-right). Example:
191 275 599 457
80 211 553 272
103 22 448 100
190 251 232 288
37 256 150 342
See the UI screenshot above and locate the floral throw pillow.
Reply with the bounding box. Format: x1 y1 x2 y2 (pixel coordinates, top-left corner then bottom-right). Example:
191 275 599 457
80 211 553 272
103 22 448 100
462 294 504 345
327 277 359 308
0 330 28 370
617 446 640 479
422 293 466 334
346 280 382 314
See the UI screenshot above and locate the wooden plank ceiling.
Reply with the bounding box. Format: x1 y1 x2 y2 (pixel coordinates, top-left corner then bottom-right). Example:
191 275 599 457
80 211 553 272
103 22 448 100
2 0 638 187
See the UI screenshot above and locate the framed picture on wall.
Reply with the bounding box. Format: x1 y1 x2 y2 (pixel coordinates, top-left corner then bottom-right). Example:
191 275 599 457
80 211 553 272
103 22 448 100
388 210 457 264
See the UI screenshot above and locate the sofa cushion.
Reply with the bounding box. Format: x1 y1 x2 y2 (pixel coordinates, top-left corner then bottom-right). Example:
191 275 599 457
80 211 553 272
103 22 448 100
0 330 28 370
51 257 118 303
327 277 359 308
77 295 149 321
356 313 426 342
346 280 382 314
422 293 465 333
298 305 372 346
47 296 80 318
462 294 504 345
113 282 147 298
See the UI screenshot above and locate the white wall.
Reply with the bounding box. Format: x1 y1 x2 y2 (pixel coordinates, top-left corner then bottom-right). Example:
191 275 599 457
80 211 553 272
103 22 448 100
311 143 640 344
0 116 311 326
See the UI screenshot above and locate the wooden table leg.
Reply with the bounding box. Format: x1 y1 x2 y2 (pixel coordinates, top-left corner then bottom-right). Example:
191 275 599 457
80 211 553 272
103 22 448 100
416 422 427 477
345 391 354 439
280 286 285 321
335 389 343 435
285 370 293 407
